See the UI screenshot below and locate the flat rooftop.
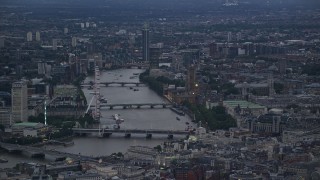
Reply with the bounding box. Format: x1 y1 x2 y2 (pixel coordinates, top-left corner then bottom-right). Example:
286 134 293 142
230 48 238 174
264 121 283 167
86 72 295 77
223 100 266 109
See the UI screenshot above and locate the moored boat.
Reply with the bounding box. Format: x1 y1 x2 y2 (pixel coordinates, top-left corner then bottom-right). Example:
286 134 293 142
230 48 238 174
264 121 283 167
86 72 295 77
0 158 8 163
170 107 185 116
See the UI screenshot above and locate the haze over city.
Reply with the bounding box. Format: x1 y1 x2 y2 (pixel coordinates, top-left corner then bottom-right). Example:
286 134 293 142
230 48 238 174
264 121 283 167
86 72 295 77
0 0 320 179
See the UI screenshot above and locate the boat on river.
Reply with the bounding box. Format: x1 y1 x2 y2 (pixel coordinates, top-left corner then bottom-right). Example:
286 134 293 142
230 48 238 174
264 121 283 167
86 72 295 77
170 107 185 116
0 158 8 163
113 114 124 123
99 97 108 103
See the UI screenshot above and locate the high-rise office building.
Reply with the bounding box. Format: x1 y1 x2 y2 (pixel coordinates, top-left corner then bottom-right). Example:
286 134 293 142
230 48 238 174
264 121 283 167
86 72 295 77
72 37 77 47
142 24 150 62
149 46 161 69
27 32 33 42
36 31 41 41
11 81 28 123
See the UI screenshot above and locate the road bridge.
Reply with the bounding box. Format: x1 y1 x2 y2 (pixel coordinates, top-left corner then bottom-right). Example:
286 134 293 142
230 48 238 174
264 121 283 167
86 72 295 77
72 128 191 139
121 63 149 69
82 82 145 87
101 82 145 87
92 103 172 109
0 142 96 162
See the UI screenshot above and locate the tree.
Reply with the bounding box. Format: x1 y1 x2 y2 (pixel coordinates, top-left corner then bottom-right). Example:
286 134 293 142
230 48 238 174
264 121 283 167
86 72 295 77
154 145 162 152
183 102 236 130
274 83 284 94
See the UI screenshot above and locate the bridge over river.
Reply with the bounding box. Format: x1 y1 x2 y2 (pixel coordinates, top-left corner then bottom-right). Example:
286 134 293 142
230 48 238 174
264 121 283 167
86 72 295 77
0 142 96 162
82 82 145 87
72 128 191 138
91 103 172 109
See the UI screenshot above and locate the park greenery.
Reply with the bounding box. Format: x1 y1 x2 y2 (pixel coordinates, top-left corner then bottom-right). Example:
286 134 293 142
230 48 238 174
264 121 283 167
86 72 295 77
302 63 320 76
154 145 162 152
139 70 185 96
183 101 237 130
28 113 94 128
49 128 73 139
140 70 236 130
4 136 42 145
72 73 87 105
0 124 4 131
201 69 239 96
2 127 73 145
274 82 284 94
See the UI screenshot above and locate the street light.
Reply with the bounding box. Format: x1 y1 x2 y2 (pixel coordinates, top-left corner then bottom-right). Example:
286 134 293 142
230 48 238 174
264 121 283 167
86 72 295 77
44 97 47 126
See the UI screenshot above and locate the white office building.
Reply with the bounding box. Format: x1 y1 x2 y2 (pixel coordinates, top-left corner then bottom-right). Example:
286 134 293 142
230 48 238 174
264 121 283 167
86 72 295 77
27 32 33 42
35 31 41 41
72 37 77 47
64 27 68 34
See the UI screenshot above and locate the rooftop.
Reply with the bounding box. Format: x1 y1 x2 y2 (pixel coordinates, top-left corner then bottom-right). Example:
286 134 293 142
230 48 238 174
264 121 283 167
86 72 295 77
223 100 266 109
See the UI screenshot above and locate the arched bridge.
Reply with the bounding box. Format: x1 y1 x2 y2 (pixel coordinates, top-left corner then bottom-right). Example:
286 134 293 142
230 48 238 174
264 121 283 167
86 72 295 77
72 128 191 139
121 63 150 69
92 103 172 109
82 82 145 87
101 82 145 87
0 142 96 162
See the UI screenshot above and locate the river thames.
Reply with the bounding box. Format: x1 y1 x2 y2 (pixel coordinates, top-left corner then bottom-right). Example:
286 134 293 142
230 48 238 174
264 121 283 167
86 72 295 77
1 68 195 168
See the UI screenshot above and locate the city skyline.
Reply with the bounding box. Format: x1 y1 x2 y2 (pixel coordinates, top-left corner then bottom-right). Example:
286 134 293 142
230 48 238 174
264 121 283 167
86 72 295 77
0 0 320 179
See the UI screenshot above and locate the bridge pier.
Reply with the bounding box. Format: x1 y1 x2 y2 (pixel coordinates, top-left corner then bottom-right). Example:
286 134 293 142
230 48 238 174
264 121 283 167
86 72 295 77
125 133 131 138
23 151 45 159
31 153 45 159
167 134 174 139
110 106 113 110
103 133 112 137
137 105 140 109
146 134 152 139
75 132 88 137
150 105 154 109
163 105 166 108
